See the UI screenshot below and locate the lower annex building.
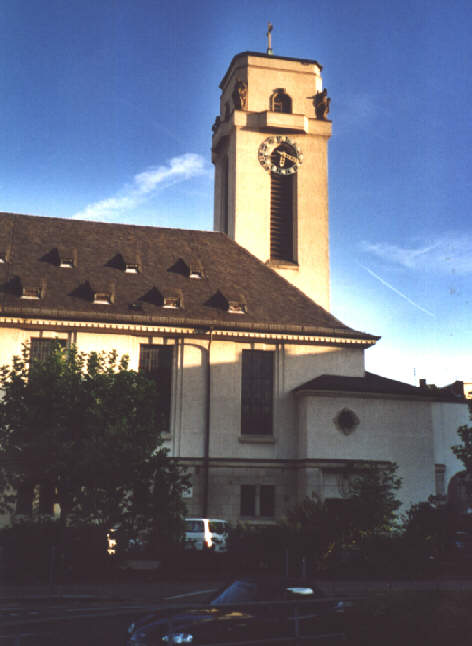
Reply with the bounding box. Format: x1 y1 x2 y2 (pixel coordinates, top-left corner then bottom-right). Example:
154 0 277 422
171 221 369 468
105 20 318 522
0 49 468 525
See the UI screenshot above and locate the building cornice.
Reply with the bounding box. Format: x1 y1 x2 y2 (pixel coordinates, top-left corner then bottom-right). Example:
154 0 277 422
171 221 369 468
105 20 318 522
294 387 466 405
0 314 377 348
175 456 391 469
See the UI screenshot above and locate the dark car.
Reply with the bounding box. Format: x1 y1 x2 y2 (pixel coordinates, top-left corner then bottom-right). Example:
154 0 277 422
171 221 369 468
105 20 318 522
127 577 346 645
453 530 472 555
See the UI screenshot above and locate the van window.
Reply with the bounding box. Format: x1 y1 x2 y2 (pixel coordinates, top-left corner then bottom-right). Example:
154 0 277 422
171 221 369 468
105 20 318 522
185 520 204 532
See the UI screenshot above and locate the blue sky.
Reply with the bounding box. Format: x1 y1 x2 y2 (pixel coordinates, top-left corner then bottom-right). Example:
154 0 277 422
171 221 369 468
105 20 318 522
1 0 471 387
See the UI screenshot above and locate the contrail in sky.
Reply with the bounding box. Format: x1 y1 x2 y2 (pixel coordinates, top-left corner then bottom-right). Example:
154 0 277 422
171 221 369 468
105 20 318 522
360 264 435 318
71 153 207 222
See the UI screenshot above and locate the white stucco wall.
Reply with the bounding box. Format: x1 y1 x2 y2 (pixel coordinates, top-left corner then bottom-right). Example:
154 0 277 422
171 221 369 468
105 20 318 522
296 392 439 509
0 326 365 460
0 323 393 523
432 400 469 489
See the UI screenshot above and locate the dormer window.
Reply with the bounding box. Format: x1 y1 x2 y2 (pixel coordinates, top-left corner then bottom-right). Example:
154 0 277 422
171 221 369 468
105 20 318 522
93 292 111 305
21 286 41 300
58 247 76 268
189 261 204 279
224 290 247 314
163 295 180 309
228 300 247 315
125 263 139 274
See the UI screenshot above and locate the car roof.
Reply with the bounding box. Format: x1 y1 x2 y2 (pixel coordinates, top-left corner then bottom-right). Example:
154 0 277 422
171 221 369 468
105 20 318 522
231 576 322 587
185 518 228 522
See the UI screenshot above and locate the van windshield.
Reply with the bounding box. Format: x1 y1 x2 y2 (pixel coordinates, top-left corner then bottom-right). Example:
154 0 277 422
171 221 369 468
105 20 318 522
209 521 228 534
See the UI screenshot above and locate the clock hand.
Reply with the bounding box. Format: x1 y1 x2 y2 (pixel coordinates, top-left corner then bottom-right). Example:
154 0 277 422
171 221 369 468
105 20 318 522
283 152 298 163
278 151 298 164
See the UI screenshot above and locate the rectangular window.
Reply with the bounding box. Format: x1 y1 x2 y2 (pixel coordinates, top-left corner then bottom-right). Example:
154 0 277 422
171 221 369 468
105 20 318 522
38 483 55 515
30 338 66 363
240 485 256 517
260 485 275 517
16 482 55 516
240 484 275 518
16 483 33 515
241 350 274 435
435 464 446 496
139 344 173 433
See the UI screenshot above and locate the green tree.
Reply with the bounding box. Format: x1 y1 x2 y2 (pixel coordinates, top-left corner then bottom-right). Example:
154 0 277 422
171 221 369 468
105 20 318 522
402 499 454 560
0 342 189 547
282 463 402 570
451 411 472 504
345 462 402 539
452 421 472 475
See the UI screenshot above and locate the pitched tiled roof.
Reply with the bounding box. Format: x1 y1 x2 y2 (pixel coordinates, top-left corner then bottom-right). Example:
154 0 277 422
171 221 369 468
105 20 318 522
294 371 465 403
0 212 376 341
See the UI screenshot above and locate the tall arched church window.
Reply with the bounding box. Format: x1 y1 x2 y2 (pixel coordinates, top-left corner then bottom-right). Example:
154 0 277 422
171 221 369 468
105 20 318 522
270 146 294 261
272 90 292 114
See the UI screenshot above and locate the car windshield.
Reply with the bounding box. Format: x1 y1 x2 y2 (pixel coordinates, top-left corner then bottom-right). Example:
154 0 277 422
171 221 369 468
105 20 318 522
210 580 260 605
209 521 228 534
210 579 323 606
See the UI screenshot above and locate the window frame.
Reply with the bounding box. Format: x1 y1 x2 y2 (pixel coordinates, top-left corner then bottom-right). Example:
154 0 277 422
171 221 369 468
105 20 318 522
139 344 173 434
30 338 66 364
241 349 274 436
270 168 295 262
240 484 275 518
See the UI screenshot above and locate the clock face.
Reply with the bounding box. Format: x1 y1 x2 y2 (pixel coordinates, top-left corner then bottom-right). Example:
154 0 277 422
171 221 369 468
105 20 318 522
258 136 303 175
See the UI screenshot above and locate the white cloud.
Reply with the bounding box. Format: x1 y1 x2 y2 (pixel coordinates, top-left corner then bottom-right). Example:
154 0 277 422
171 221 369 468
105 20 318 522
361 234 472 275
72 153 208 222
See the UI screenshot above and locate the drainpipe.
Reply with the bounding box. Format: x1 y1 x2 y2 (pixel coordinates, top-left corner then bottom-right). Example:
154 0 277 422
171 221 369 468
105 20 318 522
202 327 213 517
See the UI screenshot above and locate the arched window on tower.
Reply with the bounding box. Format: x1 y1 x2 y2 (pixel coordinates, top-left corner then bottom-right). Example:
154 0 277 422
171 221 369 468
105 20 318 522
271 90 292 114
270 147 294 262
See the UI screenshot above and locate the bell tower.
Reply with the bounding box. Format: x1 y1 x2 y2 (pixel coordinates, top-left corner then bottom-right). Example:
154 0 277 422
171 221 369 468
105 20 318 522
212 51 332 311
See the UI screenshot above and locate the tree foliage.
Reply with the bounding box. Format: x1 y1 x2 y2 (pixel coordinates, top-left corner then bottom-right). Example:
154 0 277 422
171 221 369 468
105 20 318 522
452 422 472 475
0 342 189 545
402 499 454 560
345 461 402 538
450 402 472 501
280 462 402 570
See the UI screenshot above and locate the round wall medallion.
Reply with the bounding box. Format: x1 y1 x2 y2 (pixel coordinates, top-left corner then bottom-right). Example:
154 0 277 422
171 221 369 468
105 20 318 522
334 408 360 436
258 135 303 175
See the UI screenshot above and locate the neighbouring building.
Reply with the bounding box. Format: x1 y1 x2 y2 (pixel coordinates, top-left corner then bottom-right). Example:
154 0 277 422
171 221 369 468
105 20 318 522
0 50 468 526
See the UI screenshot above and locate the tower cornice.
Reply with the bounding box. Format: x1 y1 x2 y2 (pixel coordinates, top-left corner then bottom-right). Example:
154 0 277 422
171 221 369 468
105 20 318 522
219 51 323 90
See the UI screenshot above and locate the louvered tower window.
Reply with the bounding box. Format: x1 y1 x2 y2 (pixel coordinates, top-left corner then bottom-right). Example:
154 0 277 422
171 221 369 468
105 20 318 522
270 150 294 261
222 154 229 234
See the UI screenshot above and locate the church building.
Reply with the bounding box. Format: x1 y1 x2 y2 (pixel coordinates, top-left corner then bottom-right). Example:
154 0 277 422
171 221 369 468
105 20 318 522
0 49 468 525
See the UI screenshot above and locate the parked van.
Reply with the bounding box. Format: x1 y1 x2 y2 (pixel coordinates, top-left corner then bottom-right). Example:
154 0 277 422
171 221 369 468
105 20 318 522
184 518 229 552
